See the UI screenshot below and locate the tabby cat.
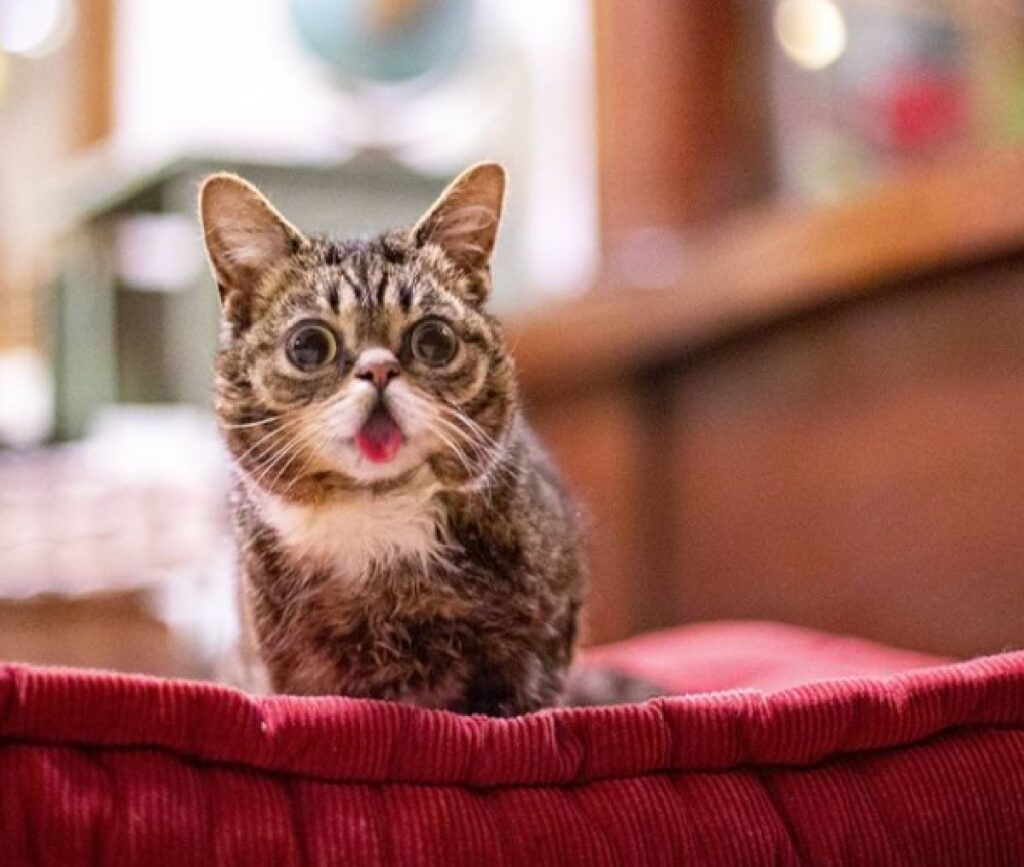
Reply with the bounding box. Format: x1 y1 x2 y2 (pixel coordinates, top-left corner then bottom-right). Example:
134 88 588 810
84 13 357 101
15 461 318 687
200 164 586 716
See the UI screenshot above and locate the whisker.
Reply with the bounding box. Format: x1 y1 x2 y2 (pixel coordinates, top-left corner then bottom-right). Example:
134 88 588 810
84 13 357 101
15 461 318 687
428 424 478 480
248 424 323 490
435 407 496 450
280 433 329 499
398 391 517 494
232 388 365 470
267 420 335 493
400 397 478 478
440 403 503 449
234 413 310 466
220 414 288 430
435 409 515 483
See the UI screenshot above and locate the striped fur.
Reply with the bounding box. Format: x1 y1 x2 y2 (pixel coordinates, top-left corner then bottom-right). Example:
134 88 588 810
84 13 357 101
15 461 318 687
201 165 586 715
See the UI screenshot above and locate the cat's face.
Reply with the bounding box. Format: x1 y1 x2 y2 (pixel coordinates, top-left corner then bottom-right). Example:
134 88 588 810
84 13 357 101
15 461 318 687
200 164 516 501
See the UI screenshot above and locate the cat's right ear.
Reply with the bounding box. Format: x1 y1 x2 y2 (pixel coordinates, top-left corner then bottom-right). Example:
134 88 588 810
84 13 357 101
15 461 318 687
198 174 306 325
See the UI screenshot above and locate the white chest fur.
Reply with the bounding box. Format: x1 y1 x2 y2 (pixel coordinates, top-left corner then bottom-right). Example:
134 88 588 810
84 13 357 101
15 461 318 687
259 485 444 580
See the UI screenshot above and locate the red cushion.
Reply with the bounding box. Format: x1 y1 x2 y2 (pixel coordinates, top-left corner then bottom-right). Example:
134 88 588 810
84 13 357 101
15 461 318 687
582 619 949 692
2 621 1023 865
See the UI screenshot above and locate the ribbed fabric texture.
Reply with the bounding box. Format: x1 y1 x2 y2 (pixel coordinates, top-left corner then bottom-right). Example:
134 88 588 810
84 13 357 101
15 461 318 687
2 622 1023 865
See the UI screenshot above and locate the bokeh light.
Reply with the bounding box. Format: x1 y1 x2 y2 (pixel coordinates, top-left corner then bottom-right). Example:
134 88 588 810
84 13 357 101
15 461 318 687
775 0 847 71
0 0 75 59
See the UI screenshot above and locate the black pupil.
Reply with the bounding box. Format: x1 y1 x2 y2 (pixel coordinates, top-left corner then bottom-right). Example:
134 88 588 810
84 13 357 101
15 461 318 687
416 322 454 364
290 327 332 368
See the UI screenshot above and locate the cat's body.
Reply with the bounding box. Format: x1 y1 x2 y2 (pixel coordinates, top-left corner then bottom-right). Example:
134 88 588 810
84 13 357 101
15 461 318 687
201 165 585 716
231 419 583 714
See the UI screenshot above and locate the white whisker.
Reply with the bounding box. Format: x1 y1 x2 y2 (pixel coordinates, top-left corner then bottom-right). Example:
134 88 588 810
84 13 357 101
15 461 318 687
248 423 323 490
234 413 310 466
220 414 288 430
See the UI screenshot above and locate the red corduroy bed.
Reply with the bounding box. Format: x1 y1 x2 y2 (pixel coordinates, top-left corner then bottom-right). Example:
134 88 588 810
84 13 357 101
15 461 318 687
2 621 1023 865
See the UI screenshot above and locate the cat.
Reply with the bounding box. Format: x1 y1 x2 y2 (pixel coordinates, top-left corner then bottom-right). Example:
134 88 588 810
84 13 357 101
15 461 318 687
199 163 587 716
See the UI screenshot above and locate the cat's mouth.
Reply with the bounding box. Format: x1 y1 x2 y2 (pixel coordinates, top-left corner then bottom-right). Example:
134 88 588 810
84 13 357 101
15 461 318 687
355 403 404 464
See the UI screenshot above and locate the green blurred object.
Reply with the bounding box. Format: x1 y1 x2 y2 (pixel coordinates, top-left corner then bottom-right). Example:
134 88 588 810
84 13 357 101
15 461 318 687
289 0 475 83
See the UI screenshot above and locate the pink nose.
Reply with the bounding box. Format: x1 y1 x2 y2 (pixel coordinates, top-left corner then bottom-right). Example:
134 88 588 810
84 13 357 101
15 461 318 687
355 356 400 390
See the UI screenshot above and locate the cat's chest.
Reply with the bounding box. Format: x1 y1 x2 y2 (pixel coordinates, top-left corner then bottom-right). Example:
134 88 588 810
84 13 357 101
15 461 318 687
259 487 444 581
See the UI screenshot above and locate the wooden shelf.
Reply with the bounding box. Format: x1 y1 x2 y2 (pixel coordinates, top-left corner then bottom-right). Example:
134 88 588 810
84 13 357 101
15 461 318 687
511 150 1024 397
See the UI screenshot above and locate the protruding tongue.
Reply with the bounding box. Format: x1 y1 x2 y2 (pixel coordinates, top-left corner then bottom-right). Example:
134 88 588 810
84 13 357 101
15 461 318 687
356 405 403 464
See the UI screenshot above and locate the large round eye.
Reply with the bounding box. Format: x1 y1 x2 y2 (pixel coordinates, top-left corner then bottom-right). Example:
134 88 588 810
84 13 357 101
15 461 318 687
410 318 459 366
286 322 338 371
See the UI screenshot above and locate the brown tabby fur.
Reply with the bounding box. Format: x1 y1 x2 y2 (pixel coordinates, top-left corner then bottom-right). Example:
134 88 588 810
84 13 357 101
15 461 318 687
200 164 585 716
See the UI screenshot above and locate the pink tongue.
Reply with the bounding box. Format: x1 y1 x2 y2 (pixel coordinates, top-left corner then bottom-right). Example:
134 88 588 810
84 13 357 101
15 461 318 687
356 406 403 463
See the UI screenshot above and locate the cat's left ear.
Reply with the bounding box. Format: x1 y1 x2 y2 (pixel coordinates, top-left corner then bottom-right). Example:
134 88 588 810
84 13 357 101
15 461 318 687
411 162 506 303
198 173 307 325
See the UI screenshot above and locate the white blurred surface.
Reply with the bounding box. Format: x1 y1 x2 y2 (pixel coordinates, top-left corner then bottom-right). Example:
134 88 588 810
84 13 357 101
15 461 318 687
0 349 53 447
112 0 598 298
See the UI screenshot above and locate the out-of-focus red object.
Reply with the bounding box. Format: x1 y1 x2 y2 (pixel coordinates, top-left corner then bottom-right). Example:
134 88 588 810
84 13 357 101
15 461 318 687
872 68 970 152
582 618 948 692
2 620 1023 865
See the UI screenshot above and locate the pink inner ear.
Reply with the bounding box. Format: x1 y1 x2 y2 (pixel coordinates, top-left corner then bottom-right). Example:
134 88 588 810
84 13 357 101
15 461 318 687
216 221 291 270
436 204 496 236
420 205 498 273
202 175 303 289
413 165 505 273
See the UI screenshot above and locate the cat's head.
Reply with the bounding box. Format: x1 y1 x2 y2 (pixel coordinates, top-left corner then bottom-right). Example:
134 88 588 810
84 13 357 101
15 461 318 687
199 163 517 501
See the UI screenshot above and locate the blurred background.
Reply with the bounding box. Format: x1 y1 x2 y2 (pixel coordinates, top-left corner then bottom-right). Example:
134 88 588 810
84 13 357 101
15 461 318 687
3 0 1024 681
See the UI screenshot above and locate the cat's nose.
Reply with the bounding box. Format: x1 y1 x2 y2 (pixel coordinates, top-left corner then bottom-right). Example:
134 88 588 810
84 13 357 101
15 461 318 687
355 350 400 390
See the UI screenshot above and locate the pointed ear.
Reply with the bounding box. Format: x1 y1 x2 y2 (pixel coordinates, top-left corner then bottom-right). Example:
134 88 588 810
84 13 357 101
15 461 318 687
198 173 306 321
410 163 506 302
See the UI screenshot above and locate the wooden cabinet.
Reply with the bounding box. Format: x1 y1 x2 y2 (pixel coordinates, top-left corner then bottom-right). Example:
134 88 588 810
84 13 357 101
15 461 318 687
512 152 1024 657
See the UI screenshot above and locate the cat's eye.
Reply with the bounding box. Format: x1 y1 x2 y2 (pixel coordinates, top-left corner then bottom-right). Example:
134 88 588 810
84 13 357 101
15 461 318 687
286 322 338 371
410 318 458 366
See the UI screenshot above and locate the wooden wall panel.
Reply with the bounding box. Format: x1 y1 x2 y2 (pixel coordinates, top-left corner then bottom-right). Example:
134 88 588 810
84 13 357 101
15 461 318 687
592 0 771 250
72 0 115 152
667 265 1024 658
528 388 654 646
514 153 1024 658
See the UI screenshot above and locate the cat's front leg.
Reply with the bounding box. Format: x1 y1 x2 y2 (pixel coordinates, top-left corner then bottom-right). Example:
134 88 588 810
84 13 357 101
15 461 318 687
453 660 561 717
